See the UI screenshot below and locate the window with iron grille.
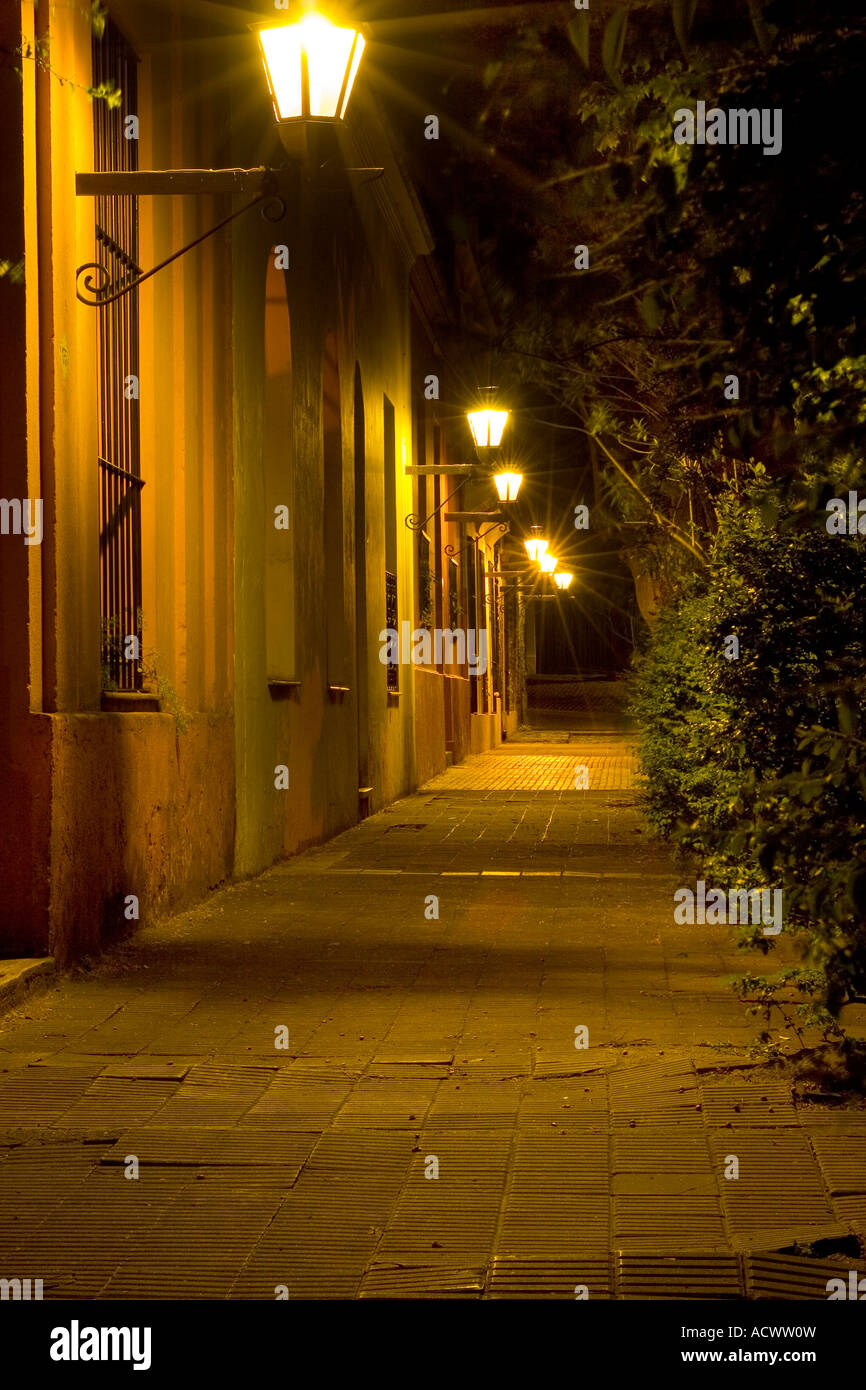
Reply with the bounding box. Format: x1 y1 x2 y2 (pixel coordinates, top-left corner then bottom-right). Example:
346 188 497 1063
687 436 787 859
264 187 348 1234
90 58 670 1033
466 548 478 713
417 530 433 628
384 397 398 692
93 20 143 692
385 569 398 691
448 555 459 631
491 574 502 709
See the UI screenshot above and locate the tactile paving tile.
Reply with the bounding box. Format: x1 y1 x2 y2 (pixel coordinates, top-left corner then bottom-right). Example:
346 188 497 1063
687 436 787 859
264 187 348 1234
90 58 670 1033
146 1083 268 1128
745 1252 866 1300
608 1068 699 1111
101 1268 240 1299
238 1075 354 1129
102 1127 318 1170
372 1049 455 1066
612 1130 712 1174
184 1062 281 1087
99 1189 287 1294
830 1196 866 1232
809 1131 866 1195
609 1058 697 1091
452 1061 529 1081
332 1079 440 1129
235 1136 415 1298
375 1133 511 1265
497 1135 610 1255
611 1105 706 1130
707 1131 836 1235
73 1011 193 1053
298 1128 416 1172
366 1063 453 1080
613 1196 727 1252
50 1078 180 1130
286 1063 364 1082
231 1257 364 1300
0 1072 95 1128
520 1079 608 1130
425 1081 522 1130
26 1054 123 1076
700 1078 798 1127
488 1257 613 1299
358 1265 485 1298
532 1057 610 1079
101 1060 193 1080
612 1173 719 1195
9 1168 192 1298
616 1253 743 1299
0 1142 106 1239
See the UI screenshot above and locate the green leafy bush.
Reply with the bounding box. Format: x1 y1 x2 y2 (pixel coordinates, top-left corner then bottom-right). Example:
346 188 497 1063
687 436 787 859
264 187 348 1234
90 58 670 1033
629 480 866 1015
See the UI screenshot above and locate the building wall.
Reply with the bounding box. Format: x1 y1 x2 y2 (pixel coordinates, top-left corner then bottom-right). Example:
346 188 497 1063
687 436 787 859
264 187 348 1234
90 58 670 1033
0 0 444 962
0 1 522 963
0 2 50 955
406 297 480 783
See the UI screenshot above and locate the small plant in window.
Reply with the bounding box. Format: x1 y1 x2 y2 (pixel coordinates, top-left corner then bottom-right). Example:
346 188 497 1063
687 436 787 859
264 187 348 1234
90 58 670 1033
100 612 189 733
418 537 434 629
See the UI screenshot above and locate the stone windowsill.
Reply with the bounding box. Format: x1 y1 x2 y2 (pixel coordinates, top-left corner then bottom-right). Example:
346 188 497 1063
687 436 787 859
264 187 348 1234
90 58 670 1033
101 691 161 714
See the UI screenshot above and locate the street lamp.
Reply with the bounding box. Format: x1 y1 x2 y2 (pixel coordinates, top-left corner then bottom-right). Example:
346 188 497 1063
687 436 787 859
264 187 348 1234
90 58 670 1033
467 408 509 449
256 12 367 123
77 8 377 307
467 385 510 451
493 471 522 503
554 571 574 590
524 527 549 562
539 553 558 574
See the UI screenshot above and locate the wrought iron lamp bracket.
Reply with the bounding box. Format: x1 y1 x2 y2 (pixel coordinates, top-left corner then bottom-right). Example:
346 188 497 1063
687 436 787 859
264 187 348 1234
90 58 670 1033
443 521 508 559
76 192 287 308
404 476 473 533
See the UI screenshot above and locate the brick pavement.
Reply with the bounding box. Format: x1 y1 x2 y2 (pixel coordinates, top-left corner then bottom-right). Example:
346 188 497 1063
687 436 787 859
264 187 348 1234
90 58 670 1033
0 731 864 1299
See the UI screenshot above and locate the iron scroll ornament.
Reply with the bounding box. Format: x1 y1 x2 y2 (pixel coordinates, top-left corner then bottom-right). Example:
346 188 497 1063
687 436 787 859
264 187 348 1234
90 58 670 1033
445 522 509 608
404 477 471 534
443 520 509 558
76 194 287 307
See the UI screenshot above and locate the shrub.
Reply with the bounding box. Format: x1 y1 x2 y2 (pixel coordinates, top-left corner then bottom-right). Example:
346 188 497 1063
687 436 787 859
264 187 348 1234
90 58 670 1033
629 482 866 1017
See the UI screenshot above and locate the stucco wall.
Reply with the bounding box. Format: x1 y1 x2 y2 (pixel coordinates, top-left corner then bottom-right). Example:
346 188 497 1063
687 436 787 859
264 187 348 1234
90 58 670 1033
1 1 507 963
47 713 234 963
230 113 421 876
412 667 447 787
470 711 502 755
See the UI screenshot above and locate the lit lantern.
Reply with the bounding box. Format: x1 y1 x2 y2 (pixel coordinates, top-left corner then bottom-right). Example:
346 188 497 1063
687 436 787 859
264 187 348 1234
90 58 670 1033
467 409 509 449
554 571 574 590
524 527 548 563
493 471 522 503
539 553 558 574
257 12 366 124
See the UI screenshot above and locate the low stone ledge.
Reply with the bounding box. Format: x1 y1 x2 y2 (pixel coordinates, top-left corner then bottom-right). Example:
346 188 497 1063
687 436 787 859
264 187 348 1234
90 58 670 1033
0 957 55 1016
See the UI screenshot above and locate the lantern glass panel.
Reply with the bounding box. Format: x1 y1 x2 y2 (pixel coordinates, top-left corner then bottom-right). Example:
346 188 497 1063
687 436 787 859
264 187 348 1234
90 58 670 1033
259 26 304 120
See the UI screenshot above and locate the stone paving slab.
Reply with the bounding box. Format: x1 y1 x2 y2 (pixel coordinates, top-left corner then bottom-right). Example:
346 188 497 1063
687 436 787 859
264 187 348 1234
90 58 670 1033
0 729 863 1298
422 751 635 791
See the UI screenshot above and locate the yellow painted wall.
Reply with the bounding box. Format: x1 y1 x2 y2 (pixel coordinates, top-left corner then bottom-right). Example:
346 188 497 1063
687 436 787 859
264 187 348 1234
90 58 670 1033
1 0 437 958
2 0 525 962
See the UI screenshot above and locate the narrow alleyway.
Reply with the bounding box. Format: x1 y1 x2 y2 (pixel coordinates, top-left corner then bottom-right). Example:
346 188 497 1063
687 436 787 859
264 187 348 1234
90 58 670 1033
1 719 863 1300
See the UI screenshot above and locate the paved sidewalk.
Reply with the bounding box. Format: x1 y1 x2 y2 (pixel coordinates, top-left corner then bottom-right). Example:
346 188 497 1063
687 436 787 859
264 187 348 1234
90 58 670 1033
0 729 864 1299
